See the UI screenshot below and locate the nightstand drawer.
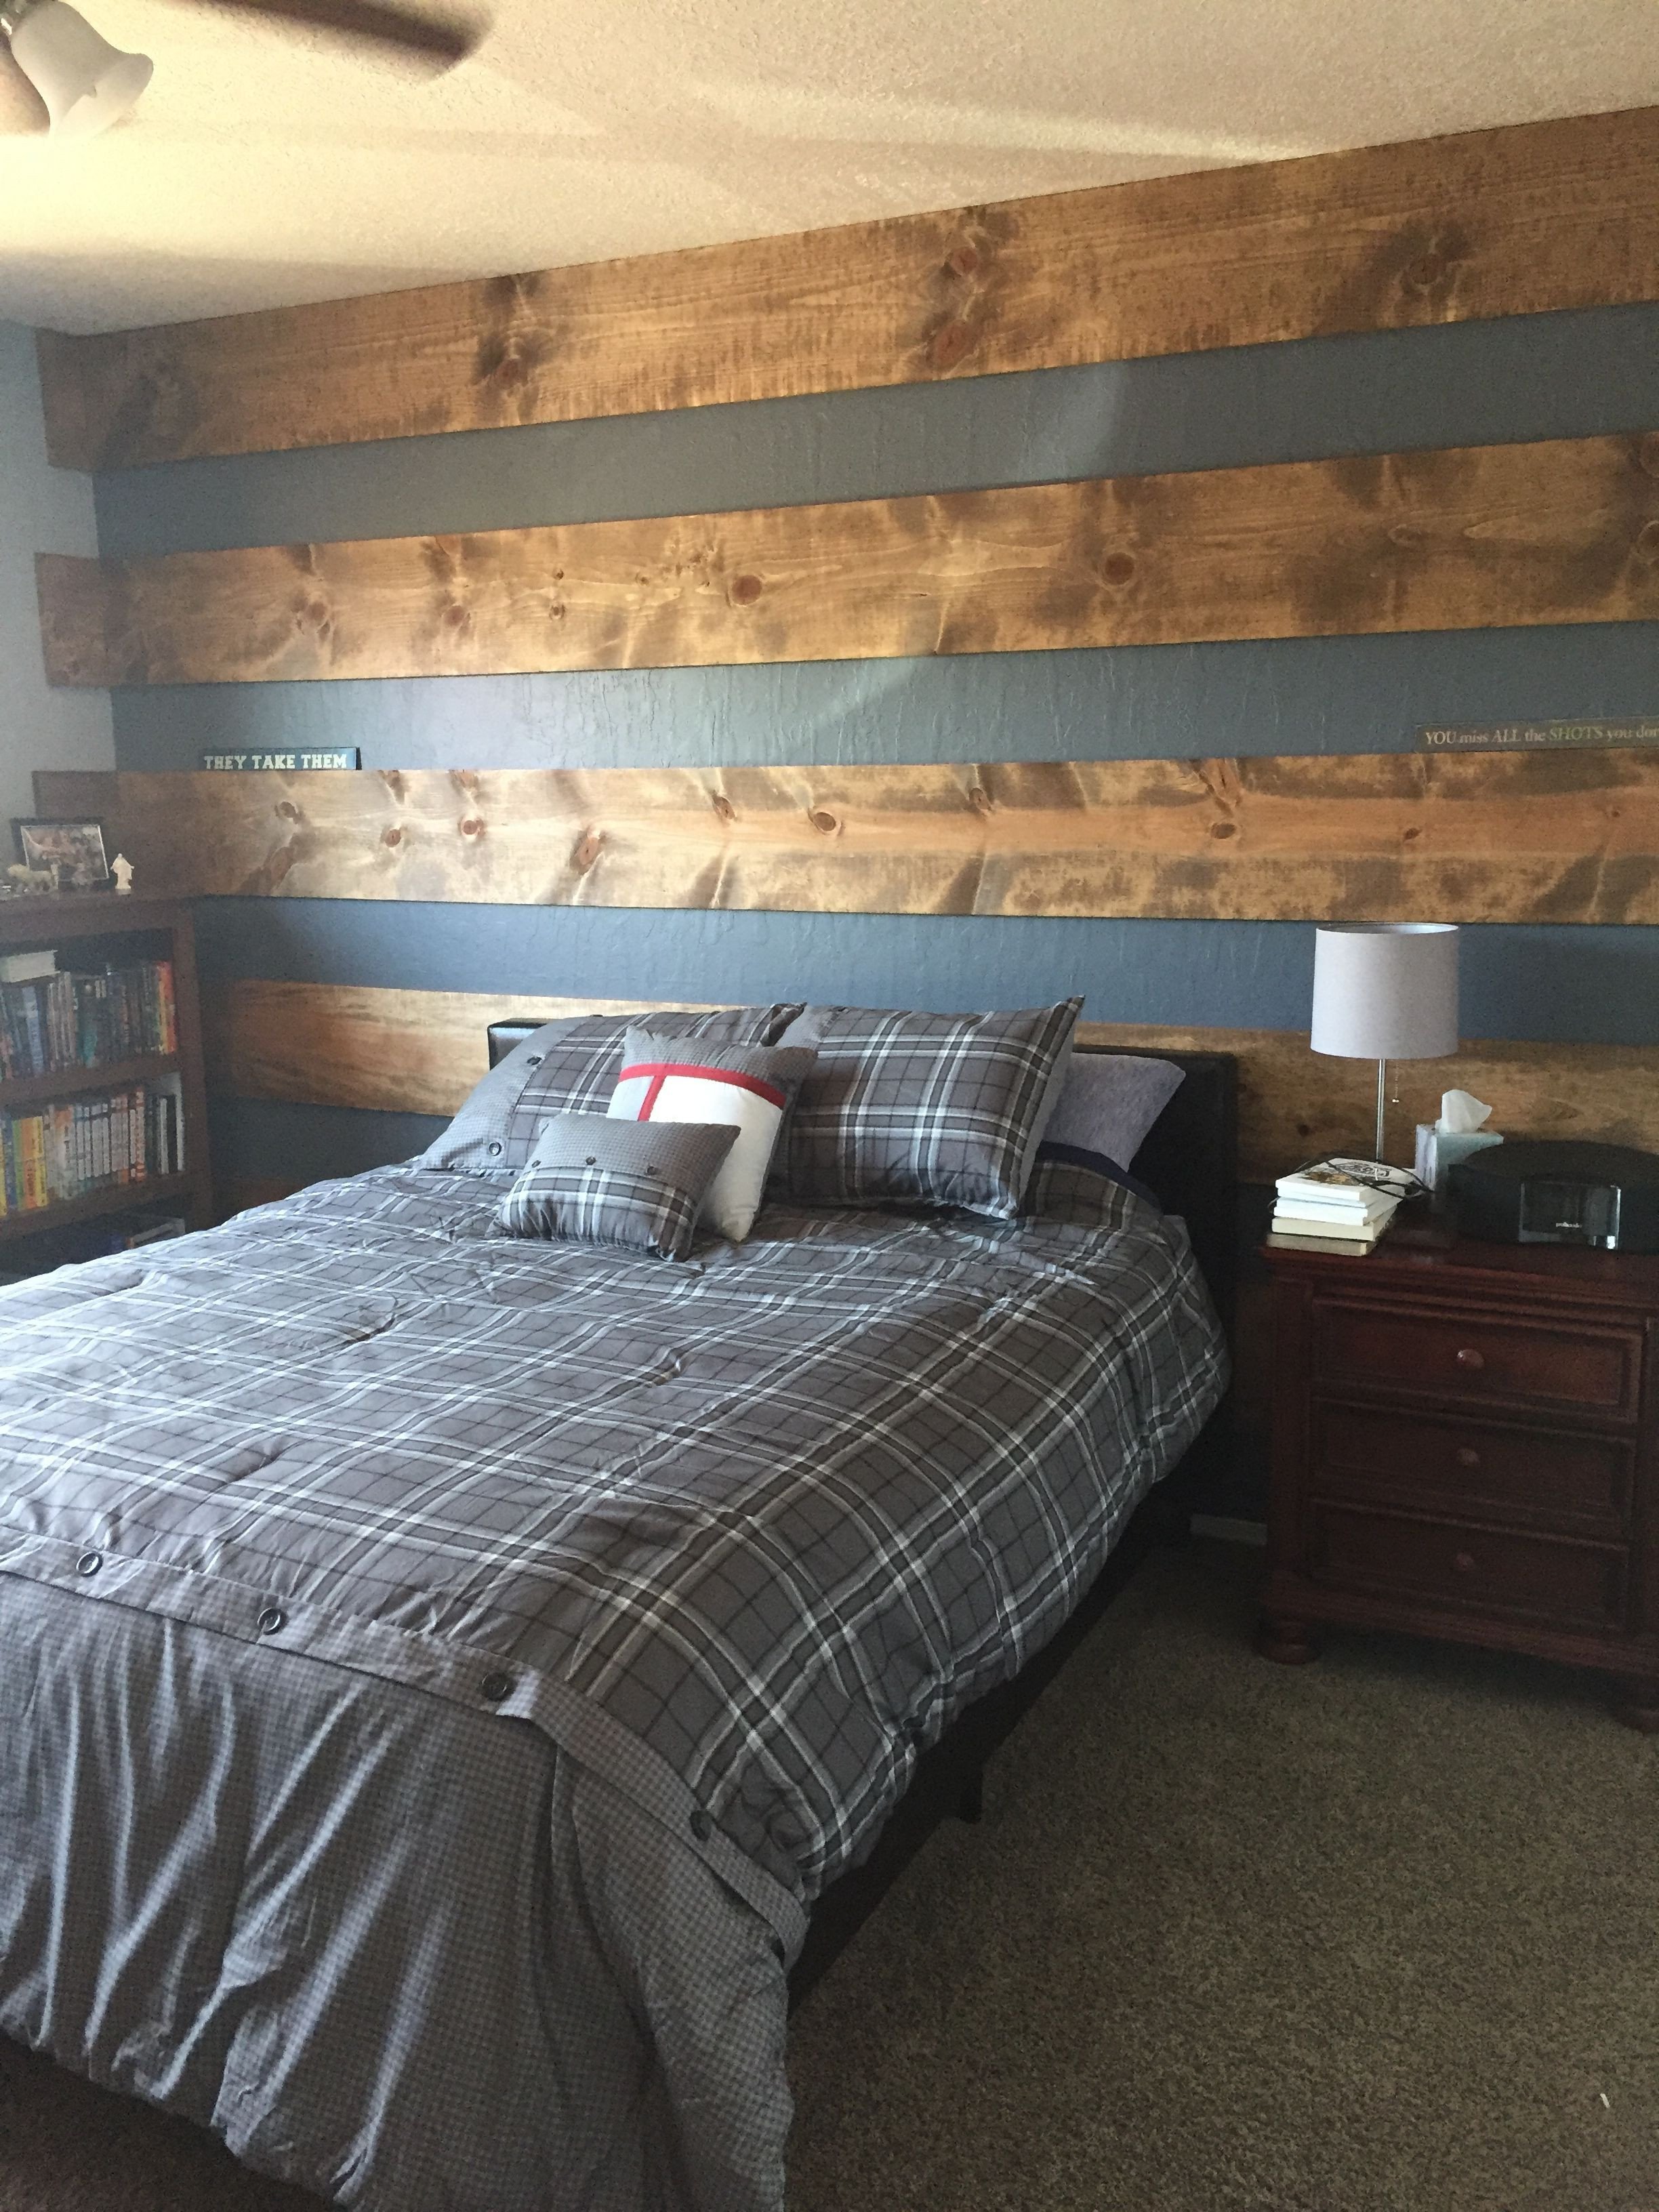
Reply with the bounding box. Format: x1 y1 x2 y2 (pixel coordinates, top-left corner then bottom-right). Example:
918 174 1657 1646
1308 1501 1627 1633
1311 1300 1640 1419
1311 1401 1634 1538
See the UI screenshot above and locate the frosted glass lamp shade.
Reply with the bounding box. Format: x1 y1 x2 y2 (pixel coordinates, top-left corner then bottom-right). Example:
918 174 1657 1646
5 1 150 138
1310 924 1460 1061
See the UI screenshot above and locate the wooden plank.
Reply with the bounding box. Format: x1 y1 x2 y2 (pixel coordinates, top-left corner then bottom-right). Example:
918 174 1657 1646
37 747 1659 925
37 434 1659 689
199 981 1659 1186
37 105 1659 471
201 983 718 1120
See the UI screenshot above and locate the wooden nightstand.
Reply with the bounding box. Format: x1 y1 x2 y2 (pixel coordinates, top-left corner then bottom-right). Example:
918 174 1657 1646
1256 1226 1659 1729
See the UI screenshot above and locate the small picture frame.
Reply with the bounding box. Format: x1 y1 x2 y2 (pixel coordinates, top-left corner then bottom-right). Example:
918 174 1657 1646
12 817 111 892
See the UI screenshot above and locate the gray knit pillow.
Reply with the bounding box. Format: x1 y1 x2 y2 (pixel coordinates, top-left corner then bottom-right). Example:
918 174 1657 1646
494 1114 739 1261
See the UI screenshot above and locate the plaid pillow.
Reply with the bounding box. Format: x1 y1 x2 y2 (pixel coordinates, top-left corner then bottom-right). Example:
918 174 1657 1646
422 1004 802 1174
775 998 1082 1218
494 1114 739 1260
609 1029 816 1242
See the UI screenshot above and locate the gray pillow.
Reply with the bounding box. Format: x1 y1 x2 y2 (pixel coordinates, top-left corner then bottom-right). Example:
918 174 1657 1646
494 1114 739 1261
421 1004 803 1174
773 998 1082 1218
1044 1052 1185 1168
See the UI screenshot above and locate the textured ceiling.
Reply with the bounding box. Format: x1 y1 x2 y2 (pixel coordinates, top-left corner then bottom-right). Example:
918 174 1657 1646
1 0 1657 335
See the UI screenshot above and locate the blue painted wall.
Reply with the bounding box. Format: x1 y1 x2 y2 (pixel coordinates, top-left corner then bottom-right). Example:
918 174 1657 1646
96 302 1659 1191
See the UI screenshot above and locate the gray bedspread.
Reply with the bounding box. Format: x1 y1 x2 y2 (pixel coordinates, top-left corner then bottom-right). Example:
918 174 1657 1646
0 1163 1225 2211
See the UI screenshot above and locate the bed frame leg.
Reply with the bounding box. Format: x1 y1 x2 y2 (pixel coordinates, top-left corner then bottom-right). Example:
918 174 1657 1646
956 1769 985 1823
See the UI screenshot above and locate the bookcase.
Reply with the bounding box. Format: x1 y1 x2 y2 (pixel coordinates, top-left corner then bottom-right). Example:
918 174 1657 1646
0 894 211 1276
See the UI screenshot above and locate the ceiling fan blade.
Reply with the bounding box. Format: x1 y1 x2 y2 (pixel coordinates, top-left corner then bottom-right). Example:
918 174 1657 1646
169 0 483 65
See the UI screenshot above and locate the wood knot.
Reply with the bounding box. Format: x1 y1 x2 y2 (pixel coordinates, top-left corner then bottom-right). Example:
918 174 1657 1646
306 599 329 626
731 573 763 606
967 784 991 814
275 800 300 822
382 825 403 847
1208 821 1237 840
927 319 974 371
809 809 840 836
547 600 566 620
571 827 604 874
495 354 527 389
381 769 406 798
1101 551 1137 586
945 244 979 278
459 817 485 839
1402 825 1422 843
1400 253 1446 294
1636 518 1659 562
712 794 736 823
443 605 470 630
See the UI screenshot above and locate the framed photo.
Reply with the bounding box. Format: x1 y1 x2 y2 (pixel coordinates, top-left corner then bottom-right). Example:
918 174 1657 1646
12 817 111 891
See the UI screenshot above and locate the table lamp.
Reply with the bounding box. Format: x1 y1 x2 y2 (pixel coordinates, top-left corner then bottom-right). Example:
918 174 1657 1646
1310 923 1460 1165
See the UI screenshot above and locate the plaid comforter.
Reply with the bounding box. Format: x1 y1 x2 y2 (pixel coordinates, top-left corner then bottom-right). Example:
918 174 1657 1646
0 1163 1223 2211
0 1164 1224 1950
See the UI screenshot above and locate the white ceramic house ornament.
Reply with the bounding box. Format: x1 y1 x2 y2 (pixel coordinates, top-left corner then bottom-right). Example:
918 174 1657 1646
110 852 134 895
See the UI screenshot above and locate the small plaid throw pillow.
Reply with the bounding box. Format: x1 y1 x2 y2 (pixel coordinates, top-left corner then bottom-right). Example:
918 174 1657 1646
776 998 1083 1218
495 1115 739 1260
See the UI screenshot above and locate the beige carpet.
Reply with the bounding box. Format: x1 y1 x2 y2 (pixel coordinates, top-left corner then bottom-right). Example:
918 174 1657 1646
3 1542 1656 2211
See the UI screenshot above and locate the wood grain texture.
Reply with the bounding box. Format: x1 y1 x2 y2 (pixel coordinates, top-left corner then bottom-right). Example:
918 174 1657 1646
37 434 1659 689
37 747 1659 926
37 104 1659 470
199 980 1659 1186
201 983 718 1119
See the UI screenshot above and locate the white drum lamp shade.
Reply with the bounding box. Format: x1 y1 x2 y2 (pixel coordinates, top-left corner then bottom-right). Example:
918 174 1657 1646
3 0 151 138
1311 922 1459 1161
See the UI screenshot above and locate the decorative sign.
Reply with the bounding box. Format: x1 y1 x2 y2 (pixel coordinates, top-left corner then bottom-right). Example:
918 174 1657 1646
201 748 361 771
1416 719 1659 751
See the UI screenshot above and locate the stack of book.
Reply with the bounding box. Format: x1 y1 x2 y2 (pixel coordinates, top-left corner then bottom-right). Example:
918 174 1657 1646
1 1076 186 1218
1270 1159 1410 1250
0 951 178 1082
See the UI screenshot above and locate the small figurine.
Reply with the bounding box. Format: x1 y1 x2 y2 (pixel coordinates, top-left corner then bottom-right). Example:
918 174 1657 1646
111 853 135 895
3 862 58 897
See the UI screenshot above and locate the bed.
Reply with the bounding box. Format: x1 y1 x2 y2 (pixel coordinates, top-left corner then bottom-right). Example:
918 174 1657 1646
0 1027 1232 2212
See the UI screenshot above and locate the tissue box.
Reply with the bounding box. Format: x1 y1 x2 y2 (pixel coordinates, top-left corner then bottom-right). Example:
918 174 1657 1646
1415 1124 1503 1194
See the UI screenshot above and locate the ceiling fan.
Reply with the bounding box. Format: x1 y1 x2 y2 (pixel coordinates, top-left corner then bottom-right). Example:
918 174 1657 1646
0 0 482 138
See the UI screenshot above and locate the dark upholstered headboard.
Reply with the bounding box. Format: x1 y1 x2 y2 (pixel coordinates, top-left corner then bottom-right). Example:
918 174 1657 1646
485 1023 1238 1338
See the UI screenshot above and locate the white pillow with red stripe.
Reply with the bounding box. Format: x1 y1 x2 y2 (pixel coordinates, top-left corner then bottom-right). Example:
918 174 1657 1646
608 1030 816 1242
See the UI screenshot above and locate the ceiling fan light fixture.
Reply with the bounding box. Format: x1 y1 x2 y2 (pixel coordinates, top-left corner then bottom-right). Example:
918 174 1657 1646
1 0 151 138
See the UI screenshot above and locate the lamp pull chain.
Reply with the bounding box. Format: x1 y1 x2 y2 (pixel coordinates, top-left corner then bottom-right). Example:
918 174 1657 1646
1374 1058 1389 1164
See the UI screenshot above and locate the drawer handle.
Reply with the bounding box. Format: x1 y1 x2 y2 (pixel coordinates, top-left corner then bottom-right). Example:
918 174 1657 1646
1454 1446 1481 1469
1452 1551 1477 1575
1454 1347 1486 1371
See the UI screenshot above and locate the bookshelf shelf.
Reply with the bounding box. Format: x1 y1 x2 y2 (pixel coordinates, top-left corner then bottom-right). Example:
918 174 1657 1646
0 1052 182 1113
0 895 210 1275
0 1171 201 1248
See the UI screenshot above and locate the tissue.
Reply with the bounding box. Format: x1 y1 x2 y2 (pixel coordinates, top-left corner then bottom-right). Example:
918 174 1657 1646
1415 1090 1503 1193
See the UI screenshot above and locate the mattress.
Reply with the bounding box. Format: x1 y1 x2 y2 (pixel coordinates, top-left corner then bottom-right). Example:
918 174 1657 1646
0 1160 1226 2211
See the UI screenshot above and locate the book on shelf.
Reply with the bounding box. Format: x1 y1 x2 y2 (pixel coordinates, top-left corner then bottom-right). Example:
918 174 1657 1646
0 958 177 1084
0 1072 185 1220
0 950 57 986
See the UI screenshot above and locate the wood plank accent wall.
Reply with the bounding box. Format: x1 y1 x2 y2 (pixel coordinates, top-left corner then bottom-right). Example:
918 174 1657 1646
37 751 1659 925
36 104 1659 471
35 434 1659 689
201 980 1659 1187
